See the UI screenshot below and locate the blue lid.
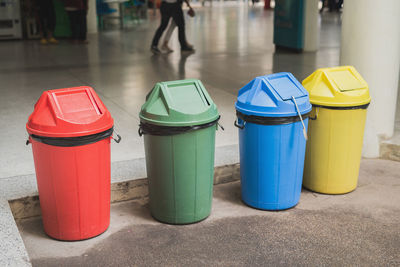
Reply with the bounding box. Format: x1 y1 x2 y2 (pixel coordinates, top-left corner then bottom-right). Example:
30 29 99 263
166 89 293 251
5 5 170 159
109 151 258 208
235 73 312 117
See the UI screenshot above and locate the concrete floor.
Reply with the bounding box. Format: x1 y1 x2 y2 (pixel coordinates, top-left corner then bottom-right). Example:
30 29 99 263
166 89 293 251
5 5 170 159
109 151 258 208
18 159 400 266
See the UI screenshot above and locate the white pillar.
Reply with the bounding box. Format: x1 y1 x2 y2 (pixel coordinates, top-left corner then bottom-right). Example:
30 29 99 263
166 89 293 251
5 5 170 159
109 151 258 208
340 0 400 157
87 0 98 34
303 0 319 52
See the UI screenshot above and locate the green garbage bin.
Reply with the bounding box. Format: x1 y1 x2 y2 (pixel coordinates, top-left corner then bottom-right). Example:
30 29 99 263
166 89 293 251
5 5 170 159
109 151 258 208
139 79 220 224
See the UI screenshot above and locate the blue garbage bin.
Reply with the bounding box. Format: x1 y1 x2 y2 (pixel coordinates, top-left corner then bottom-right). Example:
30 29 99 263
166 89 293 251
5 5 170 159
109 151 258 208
235 73 311 210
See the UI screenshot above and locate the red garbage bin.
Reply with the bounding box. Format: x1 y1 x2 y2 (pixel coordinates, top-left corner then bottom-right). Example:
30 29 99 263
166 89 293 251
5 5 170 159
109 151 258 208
26 86 120 241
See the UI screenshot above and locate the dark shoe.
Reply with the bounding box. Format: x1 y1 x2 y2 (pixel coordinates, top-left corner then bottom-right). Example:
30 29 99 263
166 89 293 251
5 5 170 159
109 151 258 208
181 46 195 52
151 46 162 54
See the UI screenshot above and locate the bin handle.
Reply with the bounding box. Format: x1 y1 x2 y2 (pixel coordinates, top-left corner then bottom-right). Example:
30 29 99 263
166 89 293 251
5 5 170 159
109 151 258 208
291 96 308 141
112 129 122 143
234 118 245 129
217 122 225 131
26 136 31 145
309 107 318 120
138 126 144 137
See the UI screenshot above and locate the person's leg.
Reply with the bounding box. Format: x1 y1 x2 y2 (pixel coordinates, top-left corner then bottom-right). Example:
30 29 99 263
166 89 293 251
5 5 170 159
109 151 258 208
151 3 172 49
46 0 57 41
328 0 335 12
336 0 343 11
164 19 176 44
67 11 79 41
171 3 191 50
37 0 48 43
161 19 176 52
77 10 88 42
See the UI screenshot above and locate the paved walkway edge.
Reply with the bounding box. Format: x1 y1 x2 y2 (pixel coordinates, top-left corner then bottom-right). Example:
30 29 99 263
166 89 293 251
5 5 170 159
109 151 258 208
9 163 240 220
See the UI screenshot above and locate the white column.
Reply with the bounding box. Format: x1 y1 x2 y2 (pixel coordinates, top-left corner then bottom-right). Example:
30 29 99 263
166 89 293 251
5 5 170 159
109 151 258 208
87 0 98 33
340 0 400 157
303 0 319 52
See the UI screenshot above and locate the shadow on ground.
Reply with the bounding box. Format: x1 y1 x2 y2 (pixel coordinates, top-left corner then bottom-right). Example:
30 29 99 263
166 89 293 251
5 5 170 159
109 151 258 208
32 208 399 266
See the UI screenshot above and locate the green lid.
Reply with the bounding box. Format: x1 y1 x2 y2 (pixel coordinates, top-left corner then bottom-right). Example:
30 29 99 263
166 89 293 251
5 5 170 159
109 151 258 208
139 79 220 126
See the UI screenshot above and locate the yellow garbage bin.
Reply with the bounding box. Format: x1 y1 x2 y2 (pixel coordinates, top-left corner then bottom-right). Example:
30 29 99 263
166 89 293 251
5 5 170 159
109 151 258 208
302 66 371 194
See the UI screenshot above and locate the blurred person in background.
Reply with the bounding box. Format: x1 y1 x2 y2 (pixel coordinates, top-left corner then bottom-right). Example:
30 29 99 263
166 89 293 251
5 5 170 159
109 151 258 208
161 0 195 53
64 0 89 44
36 0 59 44
150 0 194 54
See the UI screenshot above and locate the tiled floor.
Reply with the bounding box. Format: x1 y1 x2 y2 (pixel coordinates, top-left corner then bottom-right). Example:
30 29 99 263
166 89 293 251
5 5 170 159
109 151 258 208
0 3 343 180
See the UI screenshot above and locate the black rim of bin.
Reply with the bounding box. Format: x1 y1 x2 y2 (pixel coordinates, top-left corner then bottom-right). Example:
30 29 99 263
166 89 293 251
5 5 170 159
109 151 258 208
311 103 370 110
139 116 221 136
236 111 311 125
29 127 114 147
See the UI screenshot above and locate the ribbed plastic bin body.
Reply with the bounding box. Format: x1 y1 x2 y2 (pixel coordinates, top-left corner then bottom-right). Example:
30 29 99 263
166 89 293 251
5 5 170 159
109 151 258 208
235 73 311 210
302 66 371 194
239 120 308 210
144 126 216 224
26 86 116 240
304 107 367 194
139 79 220 224
31 138 111 240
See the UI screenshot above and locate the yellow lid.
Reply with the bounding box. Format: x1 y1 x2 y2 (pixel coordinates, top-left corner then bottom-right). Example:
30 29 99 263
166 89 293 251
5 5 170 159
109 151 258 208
302 66 371 107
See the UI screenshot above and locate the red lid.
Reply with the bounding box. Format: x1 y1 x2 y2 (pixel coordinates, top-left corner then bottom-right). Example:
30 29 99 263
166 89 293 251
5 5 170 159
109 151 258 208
26 86 114 137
